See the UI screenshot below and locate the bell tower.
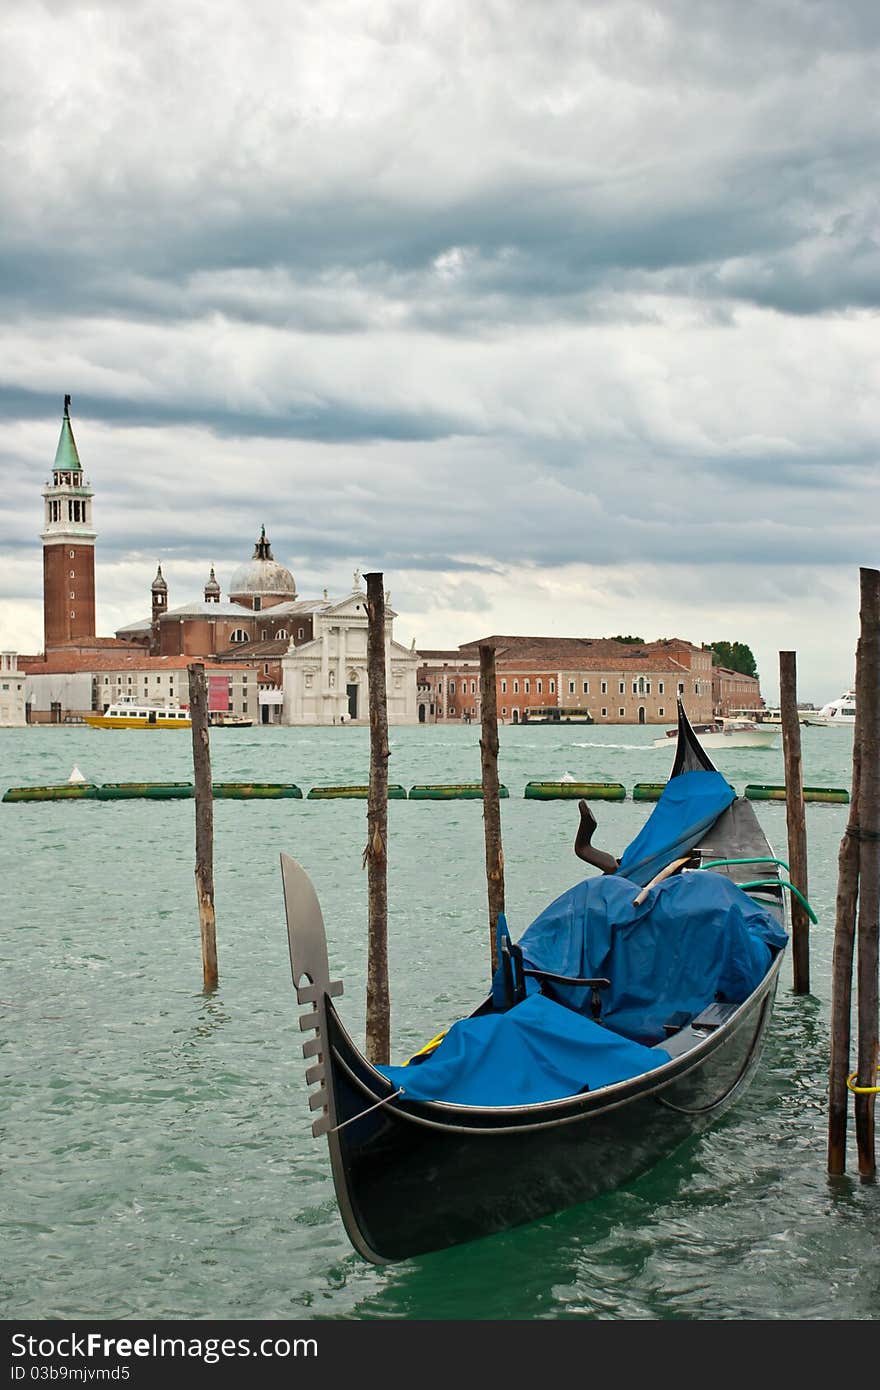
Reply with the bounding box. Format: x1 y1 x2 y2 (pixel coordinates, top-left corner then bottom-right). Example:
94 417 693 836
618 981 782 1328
41 396 97 650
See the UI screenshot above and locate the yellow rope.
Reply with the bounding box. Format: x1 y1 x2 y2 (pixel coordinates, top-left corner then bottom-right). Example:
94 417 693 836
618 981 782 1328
405 1031 448 1065
846 1067 880 1095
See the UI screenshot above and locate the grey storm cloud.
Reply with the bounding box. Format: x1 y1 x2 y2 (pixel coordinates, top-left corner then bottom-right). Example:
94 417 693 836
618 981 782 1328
0 0 878 697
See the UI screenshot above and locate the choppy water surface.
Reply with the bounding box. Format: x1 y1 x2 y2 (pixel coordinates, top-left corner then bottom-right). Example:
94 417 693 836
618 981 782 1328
2 723 877 1320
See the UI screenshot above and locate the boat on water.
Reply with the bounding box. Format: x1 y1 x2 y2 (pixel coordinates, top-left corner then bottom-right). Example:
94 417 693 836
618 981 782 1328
281 701 793 1264
652 717 779 750
810 691 856 728
208 712 254 728
731 707 818 727
519 707 594 725
83 700 191 730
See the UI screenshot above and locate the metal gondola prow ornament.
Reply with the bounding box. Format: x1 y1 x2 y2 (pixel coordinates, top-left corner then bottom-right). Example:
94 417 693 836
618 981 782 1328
281 853 344 1138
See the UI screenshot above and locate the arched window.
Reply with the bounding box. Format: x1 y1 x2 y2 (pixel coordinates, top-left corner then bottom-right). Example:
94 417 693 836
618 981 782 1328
230 629 248 643
276 629 288 640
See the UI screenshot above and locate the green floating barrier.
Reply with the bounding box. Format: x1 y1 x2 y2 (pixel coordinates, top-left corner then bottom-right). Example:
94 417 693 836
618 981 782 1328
409 784 508 800
307 784 407 800
746 784 850 804
524 781 626 801
213 782 303 799
3 783 99 803
96 782 194 800
632 783 666 802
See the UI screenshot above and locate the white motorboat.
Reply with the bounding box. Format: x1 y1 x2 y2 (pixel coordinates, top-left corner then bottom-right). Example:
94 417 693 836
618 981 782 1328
653 718 779 750
810 691 856 728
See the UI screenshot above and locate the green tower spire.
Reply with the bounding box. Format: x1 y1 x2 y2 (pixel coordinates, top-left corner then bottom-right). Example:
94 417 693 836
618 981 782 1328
53 394 82 473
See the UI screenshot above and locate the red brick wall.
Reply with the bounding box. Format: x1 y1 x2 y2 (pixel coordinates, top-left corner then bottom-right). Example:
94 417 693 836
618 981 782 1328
43 543 95 648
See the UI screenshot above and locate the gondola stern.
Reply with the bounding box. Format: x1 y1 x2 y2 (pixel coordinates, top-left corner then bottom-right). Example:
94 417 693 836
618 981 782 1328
671 697 719 777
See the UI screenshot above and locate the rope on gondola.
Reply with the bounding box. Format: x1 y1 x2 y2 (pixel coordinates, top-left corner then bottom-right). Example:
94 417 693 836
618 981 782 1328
846 1068 880 1095
328 1086 405 1133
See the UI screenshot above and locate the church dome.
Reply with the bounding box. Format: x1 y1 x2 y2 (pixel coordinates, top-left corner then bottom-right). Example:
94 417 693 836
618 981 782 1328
228 526 296 604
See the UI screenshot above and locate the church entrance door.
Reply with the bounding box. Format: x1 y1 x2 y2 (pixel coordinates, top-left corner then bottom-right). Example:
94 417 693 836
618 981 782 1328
347 683 358 720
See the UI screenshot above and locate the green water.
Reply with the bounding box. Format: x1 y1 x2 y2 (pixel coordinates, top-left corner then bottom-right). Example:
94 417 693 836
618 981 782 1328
2 723 877 1320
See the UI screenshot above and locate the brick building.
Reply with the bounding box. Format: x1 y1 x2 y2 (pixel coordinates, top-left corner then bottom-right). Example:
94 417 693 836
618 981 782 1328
417 636 719 725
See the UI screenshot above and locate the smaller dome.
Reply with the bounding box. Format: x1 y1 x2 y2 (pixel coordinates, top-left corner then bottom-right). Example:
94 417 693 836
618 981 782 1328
228 526 296 601
151 564 167 592
204 566 221 600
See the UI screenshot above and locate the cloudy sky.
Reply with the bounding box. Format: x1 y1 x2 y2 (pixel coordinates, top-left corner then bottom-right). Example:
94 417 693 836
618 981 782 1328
2 0 878 702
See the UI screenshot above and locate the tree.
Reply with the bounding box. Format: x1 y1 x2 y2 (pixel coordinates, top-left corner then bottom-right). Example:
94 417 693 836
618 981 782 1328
610 634 645 644
707 641 758 678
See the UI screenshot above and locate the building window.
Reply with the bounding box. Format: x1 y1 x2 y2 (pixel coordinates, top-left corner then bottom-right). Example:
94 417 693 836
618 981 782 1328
501 679 507 693
658 707 665 717
231 630 247 643
253 597 261 611
70 610 75 618
619 708 625 717
513 680 519 693
678 682 685 695
601 680 607 694
536 679 542 693
659 682 665 695
264 663 270 675
524 679 530 694
601 707 607 717
568 680 575 695
69 591 75 599
549 680 555 693
297 627 303 639
277 630 288 640
471 680 476 695
449 681 455 695
619 681 625 694
69 570 75 578
501 707 507 717
261 630 267 640
583 681 589 693
70 550 75 558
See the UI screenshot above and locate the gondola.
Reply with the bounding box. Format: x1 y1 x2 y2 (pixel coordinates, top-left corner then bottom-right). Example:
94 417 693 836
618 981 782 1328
281 701 792 1264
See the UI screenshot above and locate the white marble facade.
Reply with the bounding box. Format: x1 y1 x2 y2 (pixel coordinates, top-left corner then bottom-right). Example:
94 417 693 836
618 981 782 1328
0 652 27 726
281 576 419 725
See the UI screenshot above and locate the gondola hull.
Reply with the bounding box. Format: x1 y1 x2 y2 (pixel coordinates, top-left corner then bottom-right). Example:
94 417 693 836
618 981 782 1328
310 959 780 1264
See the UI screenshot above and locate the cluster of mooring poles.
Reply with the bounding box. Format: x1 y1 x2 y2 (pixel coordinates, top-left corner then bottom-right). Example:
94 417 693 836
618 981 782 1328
828 567 879 1179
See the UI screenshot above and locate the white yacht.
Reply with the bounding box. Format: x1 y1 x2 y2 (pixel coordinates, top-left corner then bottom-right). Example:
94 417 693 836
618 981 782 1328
811 691 856 728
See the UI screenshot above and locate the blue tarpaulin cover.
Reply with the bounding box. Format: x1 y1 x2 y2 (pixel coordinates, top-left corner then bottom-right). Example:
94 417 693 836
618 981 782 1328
376 772 786 1108
615 769 736 887
378 992 671 1106
508 870 788 1045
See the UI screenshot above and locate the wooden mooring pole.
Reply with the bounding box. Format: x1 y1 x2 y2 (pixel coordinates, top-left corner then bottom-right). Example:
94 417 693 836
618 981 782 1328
363 572 390 1066
779 651 810 994
827 641 862 1175
827 566 880 1179
479 643 505 974
854 568 879 1177
188 661 218 992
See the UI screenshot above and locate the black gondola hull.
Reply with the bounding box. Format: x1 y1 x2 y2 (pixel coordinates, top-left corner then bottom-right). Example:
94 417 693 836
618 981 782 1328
322 957 781 1263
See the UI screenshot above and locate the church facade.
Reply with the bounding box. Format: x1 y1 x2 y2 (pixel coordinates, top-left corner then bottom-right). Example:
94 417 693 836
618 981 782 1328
282 576 419 725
